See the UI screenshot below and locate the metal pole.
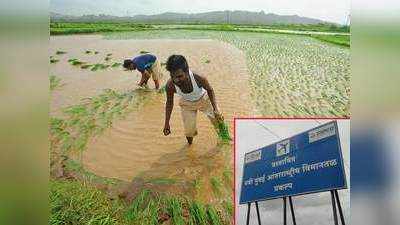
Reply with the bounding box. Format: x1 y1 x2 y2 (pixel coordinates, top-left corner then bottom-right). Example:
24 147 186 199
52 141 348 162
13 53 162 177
246 202 251 225
330 191 339 225
289 196 297 225
255 201 262 225
283 197 287 225
334 190 346 225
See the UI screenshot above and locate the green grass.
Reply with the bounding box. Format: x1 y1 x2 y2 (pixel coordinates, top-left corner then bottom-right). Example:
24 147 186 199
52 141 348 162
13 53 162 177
50 75 62 91
50 22 350 47
206 205 221 225
166 197 185 225
192 179 201 191
210 177 223 196
50 180 126 225
222 170 232 184
148 178 177 185
188 201 208 225
223 200 233 217
311 34 350 47
50 22 154 35
50 181 228 225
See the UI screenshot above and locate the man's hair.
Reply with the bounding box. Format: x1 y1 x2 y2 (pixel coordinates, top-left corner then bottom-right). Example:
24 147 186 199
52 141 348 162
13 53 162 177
123 59 134 69
166 55 189 73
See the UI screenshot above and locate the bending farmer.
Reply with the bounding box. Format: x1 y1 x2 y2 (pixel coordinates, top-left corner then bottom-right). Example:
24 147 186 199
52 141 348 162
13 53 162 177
123 53 163 89
163 55 222 144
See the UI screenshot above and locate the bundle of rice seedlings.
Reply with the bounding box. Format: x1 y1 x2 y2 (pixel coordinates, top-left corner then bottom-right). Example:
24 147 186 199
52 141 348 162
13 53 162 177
111 62 122 68
68 58 85 66
56 50 67 55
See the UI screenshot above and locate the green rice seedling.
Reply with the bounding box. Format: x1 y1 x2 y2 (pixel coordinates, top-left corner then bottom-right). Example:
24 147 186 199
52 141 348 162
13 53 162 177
68 58 85 66
206 205 221 225
94 51 99 54
139 50 150 54
111 62 122 67
56 50 67 55
222 169 232 184
166 197 185 225
223 200 233 217
50 88 155 159
215 120 231 142
188 201 208 225
157 84 167 94
125 189 151 221
91 63 109 71
192 179 201 191
210 177 222 196
85 50 91 54
50 57 59 64
142 197 160 225
50 75 62 91
106 53 112 56
149 178 176 185
80 64 92 69
204 59 211 64
105 56 112 61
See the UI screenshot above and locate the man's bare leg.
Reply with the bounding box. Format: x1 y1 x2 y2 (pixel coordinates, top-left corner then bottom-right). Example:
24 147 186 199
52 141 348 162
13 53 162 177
186 136 193 145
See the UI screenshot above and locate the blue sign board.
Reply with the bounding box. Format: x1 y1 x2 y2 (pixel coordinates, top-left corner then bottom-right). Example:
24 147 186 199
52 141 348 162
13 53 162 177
239 121 347 204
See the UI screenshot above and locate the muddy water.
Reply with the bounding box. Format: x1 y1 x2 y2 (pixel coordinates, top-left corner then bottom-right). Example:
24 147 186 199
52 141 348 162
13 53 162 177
50 35 253 191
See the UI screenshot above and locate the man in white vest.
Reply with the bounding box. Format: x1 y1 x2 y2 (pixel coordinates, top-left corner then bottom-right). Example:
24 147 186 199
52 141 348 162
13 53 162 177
163 55 222 145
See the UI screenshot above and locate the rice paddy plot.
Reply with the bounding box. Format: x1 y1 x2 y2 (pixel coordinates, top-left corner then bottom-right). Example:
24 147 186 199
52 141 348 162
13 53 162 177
106 30 350 117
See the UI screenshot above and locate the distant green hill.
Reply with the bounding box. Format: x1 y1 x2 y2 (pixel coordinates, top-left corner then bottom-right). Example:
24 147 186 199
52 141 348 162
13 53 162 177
51 10 337 25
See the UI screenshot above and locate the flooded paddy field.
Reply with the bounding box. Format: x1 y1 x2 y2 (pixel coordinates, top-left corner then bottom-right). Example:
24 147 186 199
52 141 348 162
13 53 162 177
50 30 349 224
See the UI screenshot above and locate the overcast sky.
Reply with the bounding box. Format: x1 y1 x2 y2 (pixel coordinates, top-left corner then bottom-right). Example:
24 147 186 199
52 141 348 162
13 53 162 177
50 0 350 24
235 119 350 225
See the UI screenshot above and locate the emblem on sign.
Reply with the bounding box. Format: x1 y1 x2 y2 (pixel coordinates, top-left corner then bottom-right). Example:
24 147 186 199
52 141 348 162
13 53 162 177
276 139 290 157
245 150 262 164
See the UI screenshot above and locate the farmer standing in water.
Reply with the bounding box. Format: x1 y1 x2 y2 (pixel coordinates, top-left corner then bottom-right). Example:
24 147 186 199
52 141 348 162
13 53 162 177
163 55 223 145
123 53 163 89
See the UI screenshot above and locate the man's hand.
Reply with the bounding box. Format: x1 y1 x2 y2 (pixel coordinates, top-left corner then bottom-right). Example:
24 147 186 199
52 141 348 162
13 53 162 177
163 124 171 136
213 109 224 122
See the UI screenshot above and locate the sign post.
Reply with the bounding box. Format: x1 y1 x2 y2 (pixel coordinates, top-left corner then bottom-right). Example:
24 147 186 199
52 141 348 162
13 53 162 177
239 121 347 225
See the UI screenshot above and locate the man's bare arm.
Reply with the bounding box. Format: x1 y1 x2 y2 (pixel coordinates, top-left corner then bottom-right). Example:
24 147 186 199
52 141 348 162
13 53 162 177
195 74 219 113
138 70 151 86
163 80 175 135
